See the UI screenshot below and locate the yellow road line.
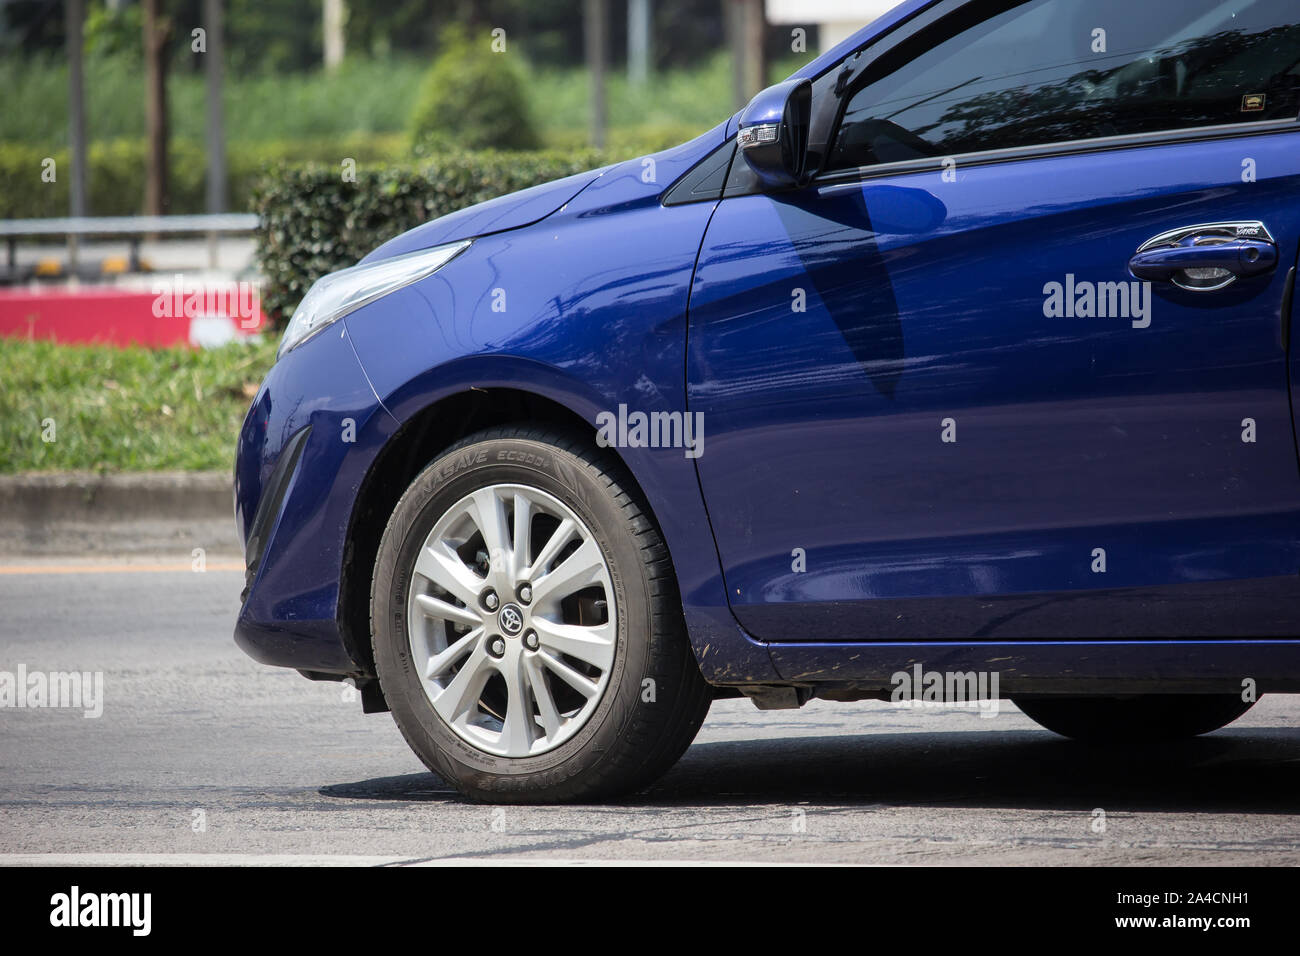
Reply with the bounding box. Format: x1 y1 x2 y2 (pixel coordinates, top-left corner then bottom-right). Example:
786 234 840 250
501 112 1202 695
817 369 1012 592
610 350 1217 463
0 562 244 575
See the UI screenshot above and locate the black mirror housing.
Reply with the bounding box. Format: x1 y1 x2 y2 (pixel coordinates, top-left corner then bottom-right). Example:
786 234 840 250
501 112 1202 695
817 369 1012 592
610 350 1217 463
737 78 812 189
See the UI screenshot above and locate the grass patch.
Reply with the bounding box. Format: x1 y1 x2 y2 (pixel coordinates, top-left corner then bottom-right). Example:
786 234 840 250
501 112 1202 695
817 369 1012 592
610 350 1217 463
0 54 426 147
1 51 810 150
0 338 278 474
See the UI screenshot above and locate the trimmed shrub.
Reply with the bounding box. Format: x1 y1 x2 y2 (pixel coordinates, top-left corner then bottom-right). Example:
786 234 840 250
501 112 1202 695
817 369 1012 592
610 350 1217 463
251 149 607 327
409 25 540 152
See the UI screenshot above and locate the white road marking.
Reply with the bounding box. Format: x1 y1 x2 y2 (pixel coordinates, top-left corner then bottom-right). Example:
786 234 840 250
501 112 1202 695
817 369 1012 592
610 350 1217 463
0 853 830 867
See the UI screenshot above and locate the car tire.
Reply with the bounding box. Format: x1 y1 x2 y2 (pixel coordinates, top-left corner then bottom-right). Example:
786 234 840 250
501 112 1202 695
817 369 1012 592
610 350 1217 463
1012 694 1256 743
370 425 712 803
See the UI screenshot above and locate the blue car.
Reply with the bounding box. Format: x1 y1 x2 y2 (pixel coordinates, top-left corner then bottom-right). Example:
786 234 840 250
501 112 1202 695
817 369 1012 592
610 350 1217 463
235 0 1300 801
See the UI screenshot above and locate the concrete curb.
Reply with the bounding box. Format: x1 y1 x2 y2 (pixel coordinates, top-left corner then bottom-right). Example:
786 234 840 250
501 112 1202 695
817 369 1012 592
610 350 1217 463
0 471 242 558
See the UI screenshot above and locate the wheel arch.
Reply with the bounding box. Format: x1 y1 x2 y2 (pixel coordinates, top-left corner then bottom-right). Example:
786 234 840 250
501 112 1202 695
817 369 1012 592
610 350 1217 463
337 386 679 678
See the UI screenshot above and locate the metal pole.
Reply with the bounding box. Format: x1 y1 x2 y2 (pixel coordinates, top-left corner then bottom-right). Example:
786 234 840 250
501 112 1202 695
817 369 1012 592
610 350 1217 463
728 0 746 110
628 0 651 86
66 0 87 270
585 0 607 150
323 0 346 70
742 0 767 96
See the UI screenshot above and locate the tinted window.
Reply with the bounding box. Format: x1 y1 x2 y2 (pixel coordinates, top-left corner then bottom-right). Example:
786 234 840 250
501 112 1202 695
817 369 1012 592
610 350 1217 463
827 0 1300 171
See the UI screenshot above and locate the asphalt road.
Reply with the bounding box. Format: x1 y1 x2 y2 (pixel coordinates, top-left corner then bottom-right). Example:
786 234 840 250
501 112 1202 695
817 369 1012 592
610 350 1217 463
2 558 1300 865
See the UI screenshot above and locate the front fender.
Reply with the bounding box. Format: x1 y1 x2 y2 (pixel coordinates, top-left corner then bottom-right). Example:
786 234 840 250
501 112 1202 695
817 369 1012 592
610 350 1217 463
343 192 778 683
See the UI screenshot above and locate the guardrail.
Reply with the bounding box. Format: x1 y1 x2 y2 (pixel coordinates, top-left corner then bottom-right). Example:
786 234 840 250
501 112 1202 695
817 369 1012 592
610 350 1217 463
0 213 260 274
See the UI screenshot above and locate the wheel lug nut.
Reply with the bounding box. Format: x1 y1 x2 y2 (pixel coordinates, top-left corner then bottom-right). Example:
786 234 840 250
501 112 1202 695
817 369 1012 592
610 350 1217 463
523 629 539 651
518 583 532 604
488 636 506 658
482 589 499 611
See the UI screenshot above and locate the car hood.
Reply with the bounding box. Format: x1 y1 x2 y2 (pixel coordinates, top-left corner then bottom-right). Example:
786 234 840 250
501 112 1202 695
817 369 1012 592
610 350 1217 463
360 167 609 264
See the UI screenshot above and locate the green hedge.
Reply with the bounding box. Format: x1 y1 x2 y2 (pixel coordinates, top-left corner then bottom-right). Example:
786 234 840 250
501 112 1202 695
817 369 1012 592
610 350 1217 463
252 150 608 326
0 134 407 219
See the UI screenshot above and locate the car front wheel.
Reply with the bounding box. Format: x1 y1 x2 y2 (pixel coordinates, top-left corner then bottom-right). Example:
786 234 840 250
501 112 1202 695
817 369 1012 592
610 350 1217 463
370 426 711 803
1013 694 1256 743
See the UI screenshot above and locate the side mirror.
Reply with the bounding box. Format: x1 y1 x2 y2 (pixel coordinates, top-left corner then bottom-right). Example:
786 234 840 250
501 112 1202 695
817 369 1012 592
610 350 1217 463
737 78 812 189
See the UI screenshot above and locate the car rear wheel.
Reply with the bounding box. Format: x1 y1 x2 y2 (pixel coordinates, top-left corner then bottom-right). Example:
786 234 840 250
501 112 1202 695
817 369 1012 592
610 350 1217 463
370 425 712 802
1012 694 1256 743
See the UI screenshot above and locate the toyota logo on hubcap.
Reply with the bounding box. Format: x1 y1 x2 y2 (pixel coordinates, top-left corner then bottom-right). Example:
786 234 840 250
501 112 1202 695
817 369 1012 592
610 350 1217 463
498 604 524 636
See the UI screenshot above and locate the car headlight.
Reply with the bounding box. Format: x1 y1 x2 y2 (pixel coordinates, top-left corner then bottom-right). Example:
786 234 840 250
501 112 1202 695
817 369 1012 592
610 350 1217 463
278 239 472 358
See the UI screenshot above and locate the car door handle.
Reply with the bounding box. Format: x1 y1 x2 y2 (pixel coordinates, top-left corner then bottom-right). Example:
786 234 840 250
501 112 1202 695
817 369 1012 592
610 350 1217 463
1129 238 1277 279
1129 222 1278 291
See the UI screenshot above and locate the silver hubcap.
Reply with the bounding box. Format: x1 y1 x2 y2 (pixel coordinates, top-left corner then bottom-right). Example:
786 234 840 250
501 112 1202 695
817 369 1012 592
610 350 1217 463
406 483 617 758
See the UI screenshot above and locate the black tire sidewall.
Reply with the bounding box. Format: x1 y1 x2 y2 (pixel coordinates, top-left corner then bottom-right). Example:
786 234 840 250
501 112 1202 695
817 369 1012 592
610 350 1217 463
1013 694 1256 742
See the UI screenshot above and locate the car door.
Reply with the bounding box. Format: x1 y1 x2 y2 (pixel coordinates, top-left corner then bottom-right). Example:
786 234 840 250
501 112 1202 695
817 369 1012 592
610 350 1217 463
688 0 1300 644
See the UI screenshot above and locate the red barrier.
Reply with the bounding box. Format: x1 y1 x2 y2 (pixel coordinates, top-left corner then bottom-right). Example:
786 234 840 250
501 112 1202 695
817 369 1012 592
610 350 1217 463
0 284 265 349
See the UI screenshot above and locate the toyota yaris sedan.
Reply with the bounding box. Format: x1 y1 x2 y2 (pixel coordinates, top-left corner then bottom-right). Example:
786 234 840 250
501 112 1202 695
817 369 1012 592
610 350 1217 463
235 0 1300 801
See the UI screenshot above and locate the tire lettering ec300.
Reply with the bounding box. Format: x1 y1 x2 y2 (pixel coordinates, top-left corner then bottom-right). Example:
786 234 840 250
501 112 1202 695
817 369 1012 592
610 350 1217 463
497 450 550 467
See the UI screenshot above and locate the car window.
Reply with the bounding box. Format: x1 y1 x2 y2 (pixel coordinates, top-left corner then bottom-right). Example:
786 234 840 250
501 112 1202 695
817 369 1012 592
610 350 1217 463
826 0 1300 172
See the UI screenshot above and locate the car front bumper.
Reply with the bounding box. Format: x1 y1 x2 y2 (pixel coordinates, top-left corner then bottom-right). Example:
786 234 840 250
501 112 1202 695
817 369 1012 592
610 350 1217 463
233 323 396 676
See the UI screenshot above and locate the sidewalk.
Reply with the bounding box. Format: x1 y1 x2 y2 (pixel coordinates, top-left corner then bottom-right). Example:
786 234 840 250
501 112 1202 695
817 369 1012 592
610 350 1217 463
0 471 242 558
